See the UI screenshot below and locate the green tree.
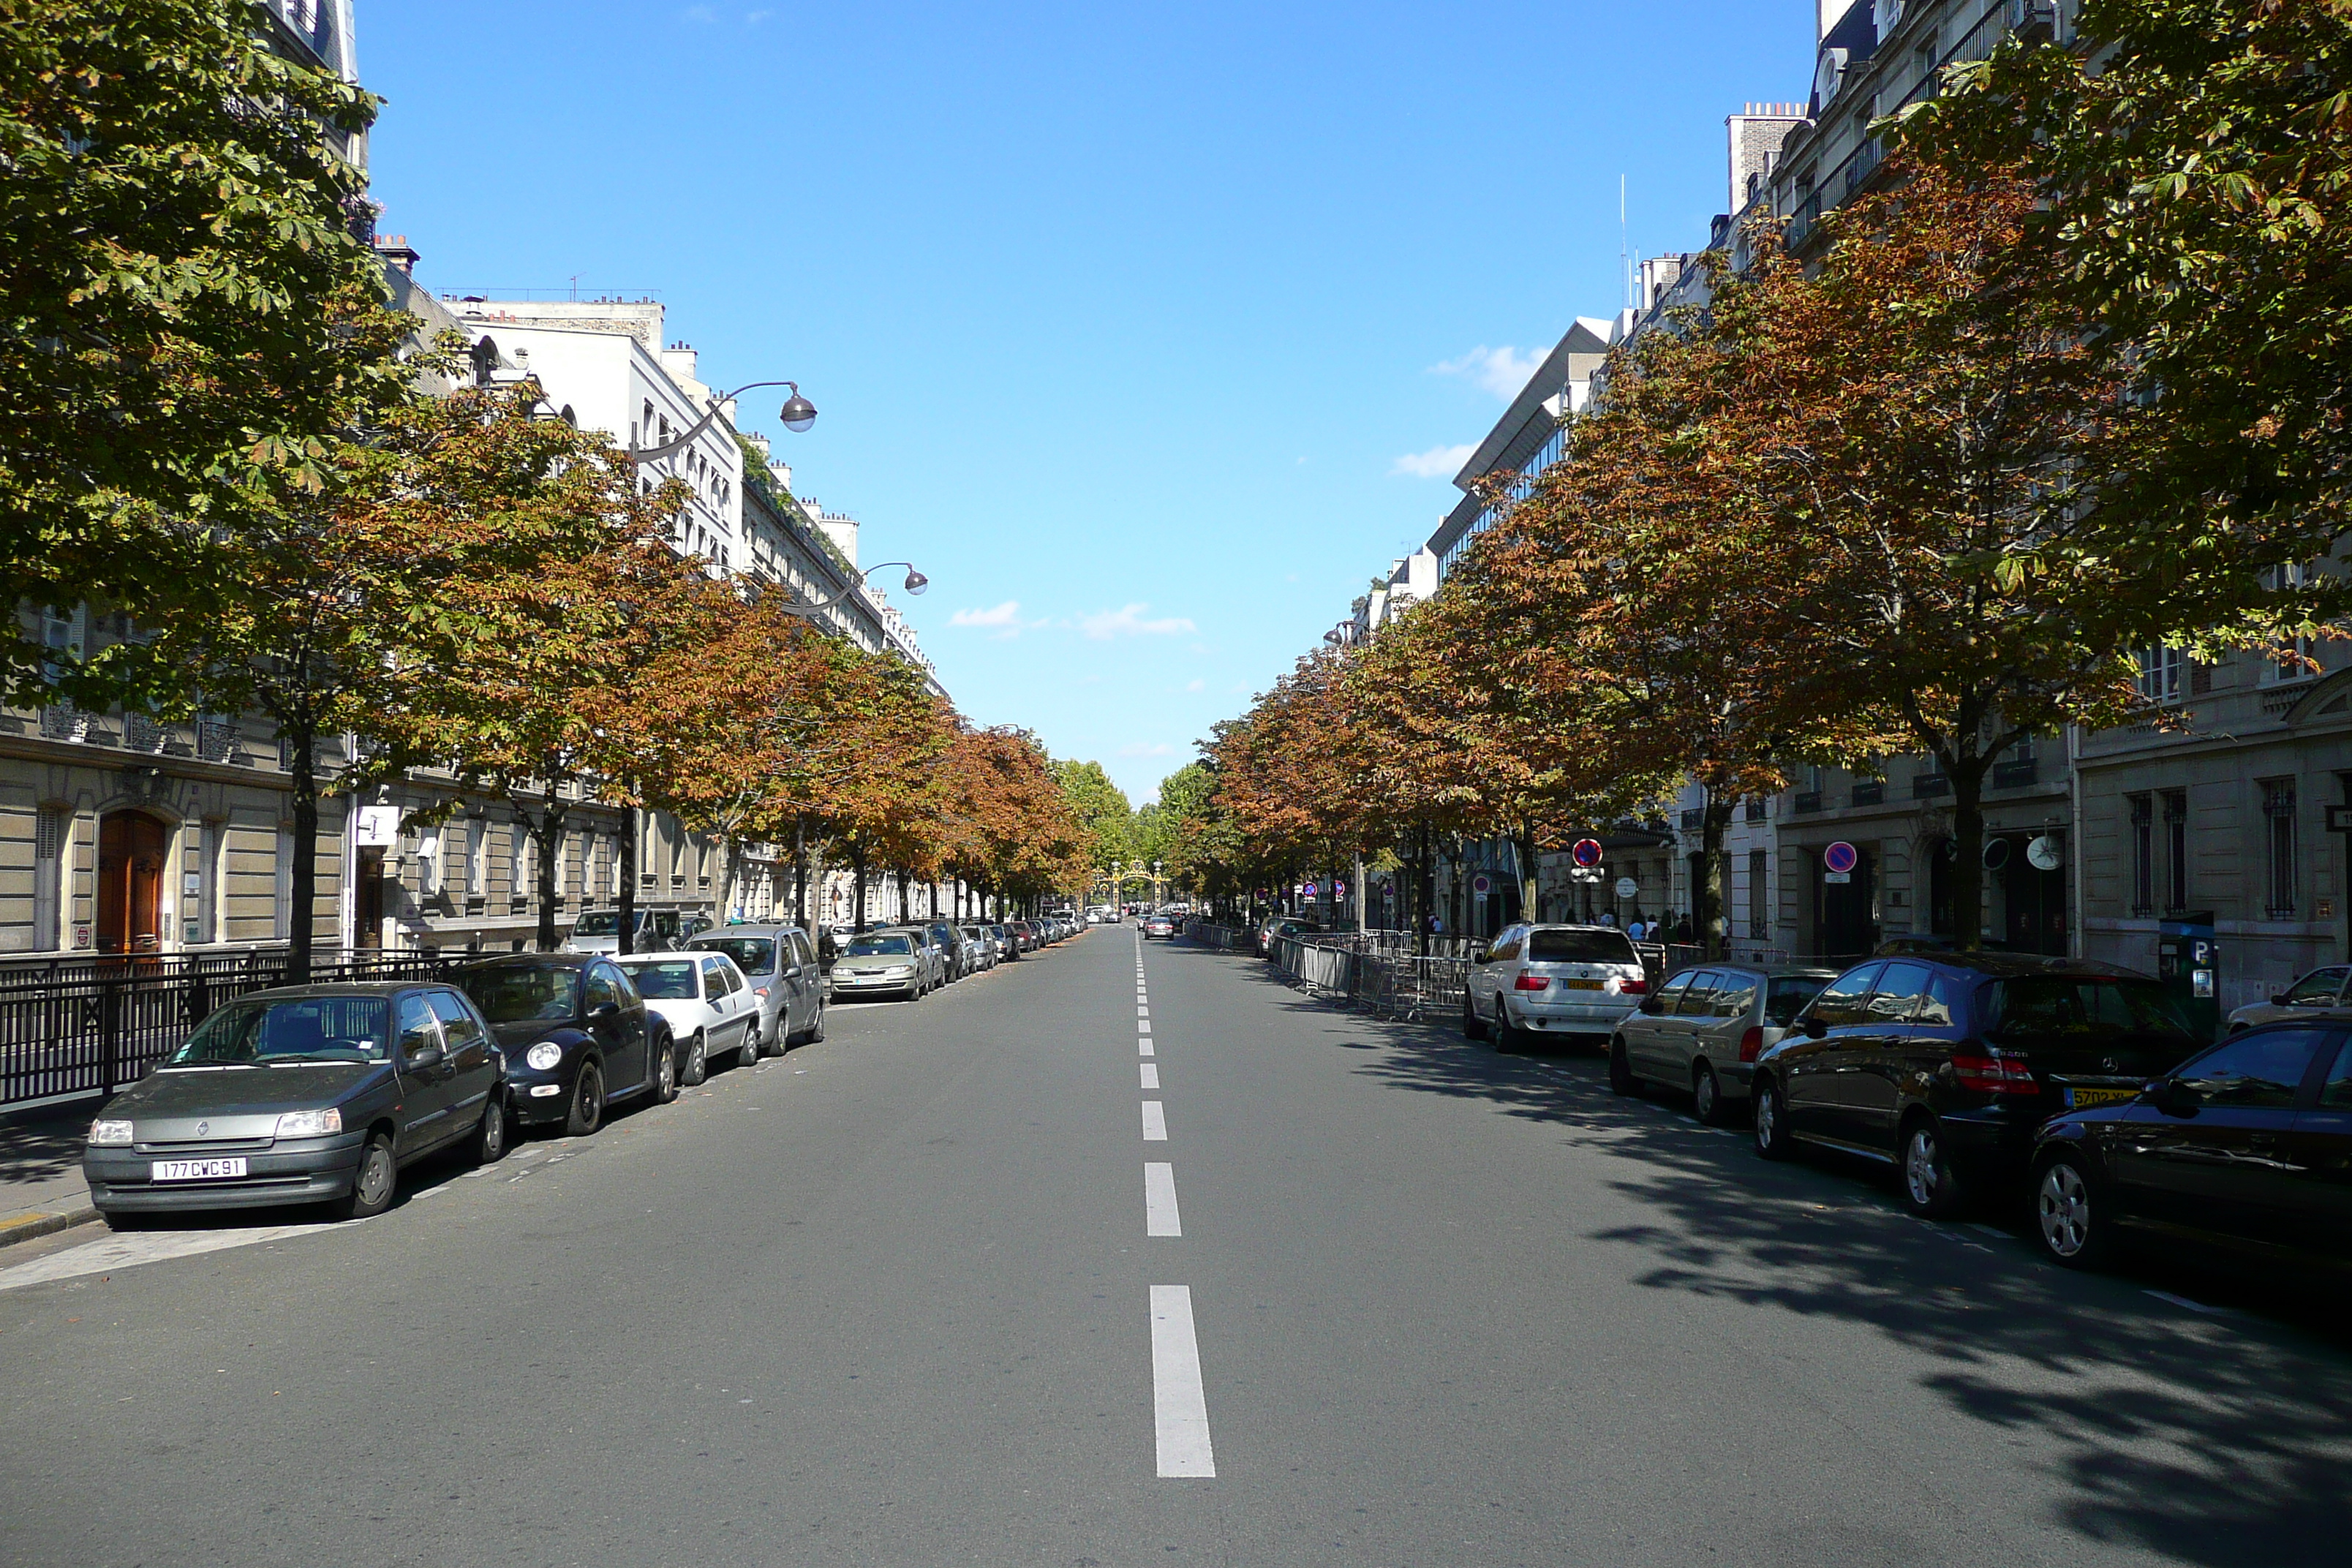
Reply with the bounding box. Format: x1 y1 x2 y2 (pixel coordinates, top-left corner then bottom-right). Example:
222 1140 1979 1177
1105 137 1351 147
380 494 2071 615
1052 758 1135 881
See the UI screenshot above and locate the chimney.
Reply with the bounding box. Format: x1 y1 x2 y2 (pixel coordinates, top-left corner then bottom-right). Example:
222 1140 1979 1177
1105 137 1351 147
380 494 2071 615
660 341 699 386
372 233 419 276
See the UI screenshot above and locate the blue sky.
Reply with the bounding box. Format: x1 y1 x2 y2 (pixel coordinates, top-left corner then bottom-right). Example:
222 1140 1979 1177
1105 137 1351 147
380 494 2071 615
359 1 1811 804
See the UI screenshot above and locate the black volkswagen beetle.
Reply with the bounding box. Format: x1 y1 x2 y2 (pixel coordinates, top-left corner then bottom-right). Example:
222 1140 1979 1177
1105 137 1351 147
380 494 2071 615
83 982 508 1223
456 953 674 1138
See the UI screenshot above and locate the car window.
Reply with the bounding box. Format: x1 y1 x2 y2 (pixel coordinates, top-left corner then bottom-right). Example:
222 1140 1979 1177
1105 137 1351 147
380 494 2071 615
426 990 488 1052
175 995 393 1063
1988 978 2198 1043
1867 962 1932 1024
2284 967 2351 1005
790 933 815 968
1714 973 1760 1019
1805 964 1885 1029
2176 1029 2332 1109
581 965 619 1012
1914 971 1964 1028
2319 1037 2352 1109
1528 929 1640 965
396 994 444 1062
467 966 580 1025
1651 973 1694 1011
1486 934 1523 964
652 911 679 938
848 934 915 957
1766 976 1828 1027
573 911 620 936
621 960 699 1000
1676 971 1722 1017
706 958 738 997
697 936 777 976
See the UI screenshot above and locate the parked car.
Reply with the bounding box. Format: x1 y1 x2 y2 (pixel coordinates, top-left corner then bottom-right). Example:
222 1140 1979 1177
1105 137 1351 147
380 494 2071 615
831 930 931 1000
919 921 965 981
1462 924 1649 1049
564 908 685 955
1256 916 1311 957
2029 1017 2352 1271
83 983 508 1223
615 952 760 1086
958 927 995 973
2225 965 2351 1035
1610 965 1839 1123
1143 913 1176 940
987 923 1018 961
458 954 675 1137
1009 920 1039 952
685 924 827 1051
1751 954 2206 1220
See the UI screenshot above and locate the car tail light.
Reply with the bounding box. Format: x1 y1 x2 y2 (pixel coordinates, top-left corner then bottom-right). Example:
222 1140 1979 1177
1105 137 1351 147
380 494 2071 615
1951 1051 2038 1096
1618 978 1648 995
1514 973 1550 991
1738 1025 1765 1063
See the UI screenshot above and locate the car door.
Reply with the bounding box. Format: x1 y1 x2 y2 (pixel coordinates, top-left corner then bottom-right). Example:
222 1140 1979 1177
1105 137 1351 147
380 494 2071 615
425 988 500 1138
1848 962 1931 1149
2285 1030 2352 1259
706 957 752 1049
392 991 458 1155
788 932 821 1030
1779 963 1883 1137
1643 970 1717 1079
585 962 648 1090
1477 929 1523 1016
1622 973 1693 1071
2107 1028 2332 1245
1697 970 1762 1077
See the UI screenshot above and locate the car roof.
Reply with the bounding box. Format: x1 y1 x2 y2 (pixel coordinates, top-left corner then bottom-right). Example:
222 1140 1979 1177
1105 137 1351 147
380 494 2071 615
690 924 802 938
1876 951 2152 981
461 952 595 972
222 981 440 1002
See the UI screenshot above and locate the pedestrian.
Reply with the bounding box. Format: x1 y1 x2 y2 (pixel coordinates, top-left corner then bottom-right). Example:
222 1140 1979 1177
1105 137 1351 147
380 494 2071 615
1599 911 1616 927
1627 918 1646 941
1670 913 1694 944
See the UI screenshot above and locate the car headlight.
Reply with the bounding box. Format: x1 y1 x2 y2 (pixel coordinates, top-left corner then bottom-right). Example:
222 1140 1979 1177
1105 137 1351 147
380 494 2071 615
525 1042 565 1071
887 963 915 976
754 985 769 998
274 1108 343 1139
88 1118 134 1147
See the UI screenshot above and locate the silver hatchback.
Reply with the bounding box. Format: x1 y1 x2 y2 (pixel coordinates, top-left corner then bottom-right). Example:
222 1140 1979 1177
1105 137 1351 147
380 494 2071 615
1610 965 1836 1124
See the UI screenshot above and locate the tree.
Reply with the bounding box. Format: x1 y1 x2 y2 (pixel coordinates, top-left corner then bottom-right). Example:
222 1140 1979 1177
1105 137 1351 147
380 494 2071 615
3 0 399 709
1052 758 1135 881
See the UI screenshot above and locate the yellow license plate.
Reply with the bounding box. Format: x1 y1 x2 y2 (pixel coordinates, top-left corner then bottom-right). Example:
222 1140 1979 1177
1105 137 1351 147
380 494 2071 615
1564 979 1605 990
2065 1087 2136 1109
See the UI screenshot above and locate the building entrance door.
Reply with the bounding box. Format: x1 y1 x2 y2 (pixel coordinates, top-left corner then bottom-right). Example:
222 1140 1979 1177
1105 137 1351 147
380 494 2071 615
96 811 167 954
1994 835 2068 955
1814 845 1878 959
355 847 386 949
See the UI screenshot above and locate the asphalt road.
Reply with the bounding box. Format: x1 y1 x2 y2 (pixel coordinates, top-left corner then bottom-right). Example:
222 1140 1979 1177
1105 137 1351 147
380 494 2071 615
2 927 2348 1567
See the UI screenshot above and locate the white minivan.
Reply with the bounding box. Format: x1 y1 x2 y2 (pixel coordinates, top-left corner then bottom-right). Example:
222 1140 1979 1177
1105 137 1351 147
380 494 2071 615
1463 924 1649 1049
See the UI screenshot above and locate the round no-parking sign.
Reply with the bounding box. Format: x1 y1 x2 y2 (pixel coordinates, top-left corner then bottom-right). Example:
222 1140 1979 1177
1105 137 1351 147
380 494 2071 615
1471 874 1492 895
1570 838 1604 867
1823 840 1859 875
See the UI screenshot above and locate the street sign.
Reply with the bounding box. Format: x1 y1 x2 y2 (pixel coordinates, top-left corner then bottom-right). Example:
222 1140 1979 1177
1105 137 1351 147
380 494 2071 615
1614 876 1639 899
1471 874 1492 895
1823 840 1858 875
1825 871 1852 885
1303 882 1319 899
1570 838 1604 867
2329 804 2352 833
2027 834 2064 872
354 806 400 848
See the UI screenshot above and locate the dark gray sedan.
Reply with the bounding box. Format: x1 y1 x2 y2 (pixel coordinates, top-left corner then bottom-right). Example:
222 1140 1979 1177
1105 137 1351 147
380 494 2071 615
83 983 508 1223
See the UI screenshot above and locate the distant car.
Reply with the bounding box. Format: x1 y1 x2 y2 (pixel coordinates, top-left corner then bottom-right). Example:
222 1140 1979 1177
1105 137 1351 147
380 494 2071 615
832 930 930 1000
1009 920 1039 952
615 952 761 1086
458 954 675 1137
565 908 685 955
685 924 827 1051
1752 954 2206 1220
987 923 1017 961
920 921 965 981
1143 913 1175 940
1610 964 1839 1123
2029 1019 2352 1271
83 983 508 1223
2226 965 2351 1035
1255 916 1311 957
958 927 995 973
1463 924 1649 1049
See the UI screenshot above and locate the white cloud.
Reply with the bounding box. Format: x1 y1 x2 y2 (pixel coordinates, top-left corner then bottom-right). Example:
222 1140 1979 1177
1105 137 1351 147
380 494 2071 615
1433 344 1545 400
1185 679 1205 693
1078 603 1196 640
949 600 1033 639
682 4 716 19
746 7 772 19
1119 742 1177 758
1391 443 1474 479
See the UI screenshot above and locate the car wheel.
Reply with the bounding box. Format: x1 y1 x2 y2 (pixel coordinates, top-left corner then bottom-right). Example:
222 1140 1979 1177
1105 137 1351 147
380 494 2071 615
682 1031 709 1087
1462 992 1488 1041
333 1132 398 1221
740 1022 764 1068
565 1061 606 1137
1608 1037 1639 1096
1752 1078 1793 1161
1692 1063 1727 1126
1492 1000 1518 1054
807 1003 826 1044
2033 1150 2111 1270
652 1033 679 1103
470 1097 508 1166
1901 1119 1969 1220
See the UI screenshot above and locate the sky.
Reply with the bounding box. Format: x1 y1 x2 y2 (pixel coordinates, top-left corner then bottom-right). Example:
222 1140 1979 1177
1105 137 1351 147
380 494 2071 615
358 1 1813 804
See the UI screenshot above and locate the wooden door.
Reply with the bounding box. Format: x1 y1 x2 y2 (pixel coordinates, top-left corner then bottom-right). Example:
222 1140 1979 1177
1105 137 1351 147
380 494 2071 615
97 812 167 954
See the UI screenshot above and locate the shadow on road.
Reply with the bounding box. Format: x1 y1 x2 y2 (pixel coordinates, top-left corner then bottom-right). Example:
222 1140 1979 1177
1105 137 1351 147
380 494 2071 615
1175 936 2352 1568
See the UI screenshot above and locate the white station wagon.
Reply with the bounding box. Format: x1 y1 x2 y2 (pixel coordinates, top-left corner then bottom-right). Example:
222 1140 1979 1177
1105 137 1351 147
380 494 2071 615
614 952 761 1086
1463 924 1651 1049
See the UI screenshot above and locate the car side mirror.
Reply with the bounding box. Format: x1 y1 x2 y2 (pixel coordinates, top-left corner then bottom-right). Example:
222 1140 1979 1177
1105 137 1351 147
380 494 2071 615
2270 993 2290 1006
1801 1017 1828 1040
590 1000 621 1019
2150 1077 2201 1117
1638 995 1665 1015
404 1042 445 1071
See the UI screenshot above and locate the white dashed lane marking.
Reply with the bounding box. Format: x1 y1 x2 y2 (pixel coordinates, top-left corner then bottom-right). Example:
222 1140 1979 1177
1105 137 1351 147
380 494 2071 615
1140 1063 1160 1089
1145 1162 1183 1237
1150 1286 1216 1477
1142 1101 1168 1141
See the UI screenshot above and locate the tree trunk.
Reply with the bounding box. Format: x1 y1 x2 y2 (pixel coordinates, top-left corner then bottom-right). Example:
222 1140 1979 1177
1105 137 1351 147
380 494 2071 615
715 832 739 924
534 799 568 951
851 845 869 932
1413 822 1436 957
1945 746 1995 952
1512 820 1541 925
1697 783 1736 960
286 714 319 984
618 806 637 956
791 819 810 930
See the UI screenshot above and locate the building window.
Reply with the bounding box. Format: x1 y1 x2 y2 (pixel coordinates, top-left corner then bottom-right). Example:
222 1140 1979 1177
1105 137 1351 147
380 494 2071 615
466 822 487 902
1746 848 1768 941
2127 794 2154 917
2262 779 2298 919
2136 645 2184 704
34 807 67 951
2162 789 2189 913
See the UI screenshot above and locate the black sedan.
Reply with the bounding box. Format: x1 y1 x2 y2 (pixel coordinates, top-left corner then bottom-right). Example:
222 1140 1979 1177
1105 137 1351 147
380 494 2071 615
2029 1016 2352 1270
458 954 675 1138
84 983 508 1222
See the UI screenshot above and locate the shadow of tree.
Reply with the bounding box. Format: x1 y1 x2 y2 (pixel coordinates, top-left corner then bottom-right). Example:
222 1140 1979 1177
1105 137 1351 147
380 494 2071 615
1191 941 2352 1567
0 1106 91 1189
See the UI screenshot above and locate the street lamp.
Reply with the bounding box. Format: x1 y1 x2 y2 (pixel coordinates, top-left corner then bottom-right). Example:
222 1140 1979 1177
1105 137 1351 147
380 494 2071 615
630 380 816 464
774 559 929 621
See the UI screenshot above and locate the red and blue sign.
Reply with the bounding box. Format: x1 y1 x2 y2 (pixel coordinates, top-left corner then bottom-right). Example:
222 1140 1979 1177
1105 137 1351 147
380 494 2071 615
1570 838 1605 867
1823 841 1860 875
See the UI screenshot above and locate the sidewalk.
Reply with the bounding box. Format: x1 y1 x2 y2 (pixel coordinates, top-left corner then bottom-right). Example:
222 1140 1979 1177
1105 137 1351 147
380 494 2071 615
0 1103 99 1248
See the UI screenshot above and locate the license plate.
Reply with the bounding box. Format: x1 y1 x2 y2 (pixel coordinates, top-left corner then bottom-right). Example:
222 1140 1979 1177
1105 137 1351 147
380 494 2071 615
1564 979 1605 990
2065 1087 2136 1109
152 1157 247 1183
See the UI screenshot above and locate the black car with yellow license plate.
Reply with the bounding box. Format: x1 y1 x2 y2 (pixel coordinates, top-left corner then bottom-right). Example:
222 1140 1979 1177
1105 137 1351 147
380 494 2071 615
1750 953 2204 1219
2029 1016 2352 1271
83 983 508 1222
456 954 674 1138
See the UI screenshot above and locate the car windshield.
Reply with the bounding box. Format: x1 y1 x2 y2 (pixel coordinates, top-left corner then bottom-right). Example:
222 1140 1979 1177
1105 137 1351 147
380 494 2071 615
1767 976 1830 1026
173 996 391 1063
1528 930 1638 964
696 938 775 975
623 960 700 999
847 935 914 957
572 912 620 936
464 967 579 1024
1988 977 2198 1041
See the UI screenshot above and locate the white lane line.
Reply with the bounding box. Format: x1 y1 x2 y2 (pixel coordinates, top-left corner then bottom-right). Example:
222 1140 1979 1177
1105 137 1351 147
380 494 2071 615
1137 1006 1150 1017
0 1218 358 1293
1139 1038 1155 1057
1142 1101 1168 1141
1150 1286 1216 1477
1145 1163 1182 1236
1138 1019 1152 1034
1141 1062 1161 1088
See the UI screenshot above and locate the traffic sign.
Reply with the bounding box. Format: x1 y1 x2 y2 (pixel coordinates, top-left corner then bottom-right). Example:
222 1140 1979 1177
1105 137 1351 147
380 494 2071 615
1823 840 1858 875
1615 876 1640 900
1570 838 1604 867
1471 874 1492 895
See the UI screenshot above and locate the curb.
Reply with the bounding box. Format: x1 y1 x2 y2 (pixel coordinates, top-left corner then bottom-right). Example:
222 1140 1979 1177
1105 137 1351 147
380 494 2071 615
0 1207 99 1251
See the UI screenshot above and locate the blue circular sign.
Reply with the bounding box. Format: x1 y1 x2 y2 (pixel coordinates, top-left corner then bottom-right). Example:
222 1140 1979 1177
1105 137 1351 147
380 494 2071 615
1571 838 1605 867
1823 840 1859 875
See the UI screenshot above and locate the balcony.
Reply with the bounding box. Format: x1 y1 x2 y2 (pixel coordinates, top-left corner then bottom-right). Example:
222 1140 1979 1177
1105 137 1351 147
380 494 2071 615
1785 189 1823 248
1913 772 1951 799
1794 790 1823 814
1680 808 1705 832
1850 781 1885 807
2007 0 2057 41
1991 756 2039 788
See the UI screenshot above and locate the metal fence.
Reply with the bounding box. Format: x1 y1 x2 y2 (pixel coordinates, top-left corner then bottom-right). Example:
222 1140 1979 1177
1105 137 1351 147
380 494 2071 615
0 948 464 1111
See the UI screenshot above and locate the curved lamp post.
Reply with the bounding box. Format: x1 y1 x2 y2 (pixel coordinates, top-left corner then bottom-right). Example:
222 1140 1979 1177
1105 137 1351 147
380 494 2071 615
776 559 927 620
630 380 816 463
